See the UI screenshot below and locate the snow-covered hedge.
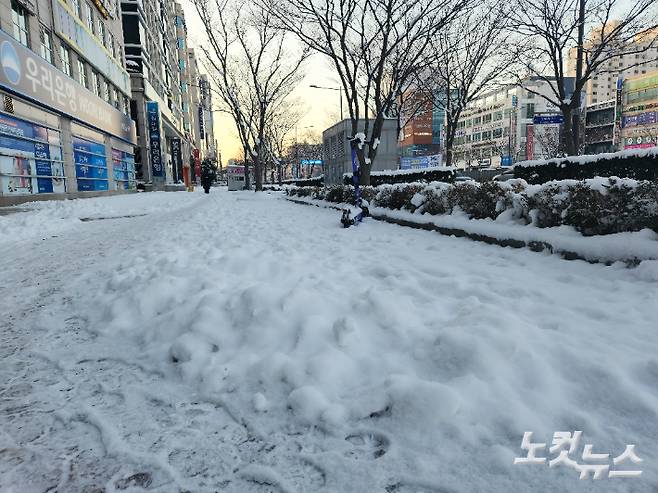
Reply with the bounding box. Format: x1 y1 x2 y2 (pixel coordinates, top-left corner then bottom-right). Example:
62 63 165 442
343 166 456 186
514 148 658 184
282 175 324 187
287 177 658 236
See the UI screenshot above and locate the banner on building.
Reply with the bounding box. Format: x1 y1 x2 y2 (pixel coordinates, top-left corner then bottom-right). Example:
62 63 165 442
171 137 182 180
400 153 443 169
198 106 205 140
146 101 163 178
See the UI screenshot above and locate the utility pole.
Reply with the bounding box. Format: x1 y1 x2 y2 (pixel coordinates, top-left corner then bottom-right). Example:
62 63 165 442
573 0 586 155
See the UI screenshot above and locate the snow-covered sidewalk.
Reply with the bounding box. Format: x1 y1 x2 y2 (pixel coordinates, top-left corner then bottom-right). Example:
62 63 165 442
1 190 657 492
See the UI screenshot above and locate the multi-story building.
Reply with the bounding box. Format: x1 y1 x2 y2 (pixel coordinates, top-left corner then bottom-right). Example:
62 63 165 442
620 71 658 150
569 25 658 106
1 0 137 205
122 0 205 188
584 100 617 154
399 90 443 158
198 74 216 162
451 77 575 168
322 118 398 185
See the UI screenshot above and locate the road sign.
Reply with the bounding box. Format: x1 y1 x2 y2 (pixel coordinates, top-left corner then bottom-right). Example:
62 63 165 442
533 114 564 125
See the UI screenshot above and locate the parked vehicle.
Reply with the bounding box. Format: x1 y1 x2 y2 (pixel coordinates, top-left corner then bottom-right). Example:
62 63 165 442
492 168 515 182
454 175 476 183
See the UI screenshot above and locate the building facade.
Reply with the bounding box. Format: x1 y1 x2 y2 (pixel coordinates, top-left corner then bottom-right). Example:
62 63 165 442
569 26 658 106
620 71 658 150
121 0 207 188
584 100 617 154
399 90 443 158
322 118 398 185
451 78 574 169
1 0 137 205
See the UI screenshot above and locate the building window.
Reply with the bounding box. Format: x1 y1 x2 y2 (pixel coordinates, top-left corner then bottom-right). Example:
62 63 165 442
11 0 30 47
60 42 71 76
525 103 535 119
70 0 80 17
112 87 118 108
84 3 93 32
97 18 105 40
77 59 88 88
92 70 100 96
107 32 115 58
102 79 109 102
39 26 53 63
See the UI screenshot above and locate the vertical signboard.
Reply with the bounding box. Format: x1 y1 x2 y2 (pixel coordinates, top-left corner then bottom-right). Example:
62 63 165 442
526 124 534 160
146 101 163 178
193 148 201 178
171 137 182 181
198 105 205 140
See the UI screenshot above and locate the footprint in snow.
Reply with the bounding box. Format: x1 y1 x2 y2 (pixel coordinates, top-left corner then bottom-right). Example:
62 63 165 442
344 431 390 460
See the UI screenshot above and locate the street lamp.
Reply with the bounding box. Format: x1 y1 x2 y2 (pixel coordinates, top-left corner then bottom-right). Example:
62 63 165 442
310 84 343 121
295 125 314 178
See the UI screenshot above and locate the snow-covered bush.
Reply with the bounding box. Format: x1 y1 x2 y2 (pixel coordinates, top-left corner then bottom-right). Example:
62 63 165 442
514 148 658 184
285 177 658 235
343 166 455 186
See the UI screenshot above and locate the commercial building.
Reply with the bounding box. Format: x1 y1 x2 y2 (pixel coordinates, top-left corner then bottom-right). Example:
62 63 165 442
451 78 573 169
322 119 398 185
584 100 617 154
1 0 137 205
121 0 209 188
399 90 443 158
620 71 658 150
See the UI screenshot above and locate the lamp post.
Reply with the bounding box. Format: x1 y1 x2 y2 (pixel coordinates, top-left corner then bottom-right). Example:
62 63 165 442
295 125 314 178
310 84 343 121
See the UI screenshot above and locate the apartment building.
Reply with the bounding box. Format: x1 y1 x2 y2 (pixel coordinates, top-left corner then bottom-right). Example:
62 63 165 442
569 25 658 106
0 0 137 204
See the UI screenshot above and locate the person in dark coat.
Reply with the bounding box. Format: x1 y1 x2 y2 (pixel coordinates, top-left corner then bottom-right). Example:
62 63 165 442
200 159 217 194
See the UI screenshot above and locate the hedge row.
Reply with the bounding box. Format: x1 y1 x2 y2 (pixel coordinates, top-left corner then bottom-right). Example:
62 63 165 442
343 167 455 186
282 176 324 187
514 150 658 184
287 178 658 236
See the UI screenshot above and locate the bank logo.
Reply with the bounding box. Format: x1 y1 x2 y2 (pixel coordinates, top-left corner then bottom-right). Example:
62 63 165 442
1 41 21 86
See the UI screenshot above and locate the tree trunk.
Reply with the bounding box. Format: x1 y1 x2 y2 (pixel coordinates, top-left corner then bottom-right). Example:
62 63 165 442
244 160 251 190
562 106 576 156
254 156 263 191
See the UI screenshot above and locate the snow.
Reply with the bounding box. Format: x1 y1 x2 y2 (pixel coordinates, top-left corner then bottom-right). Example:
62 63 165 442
515 147 658 168
343 165 456 179
2 189 658 492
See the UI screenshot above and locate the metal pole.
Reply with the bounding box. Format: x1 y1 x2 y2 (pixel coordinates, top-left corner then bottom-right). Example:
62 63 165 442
573 0 586 155
340 86 343 121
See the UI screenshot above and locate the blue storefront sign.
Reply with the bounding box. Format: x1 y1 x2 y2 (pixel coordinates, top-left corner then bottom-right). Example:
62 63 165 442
400 154 443 169
0 113 64 195
533 114 564 125
501 155 513 166
146 101 163 178
300 159 322 166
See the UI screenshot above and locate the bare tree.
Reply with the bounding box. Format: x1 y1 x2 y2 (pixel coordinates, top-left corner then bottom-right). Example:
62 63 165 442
511 0 658 156
262 0 469 185
192 0 309 191
413 5 513 166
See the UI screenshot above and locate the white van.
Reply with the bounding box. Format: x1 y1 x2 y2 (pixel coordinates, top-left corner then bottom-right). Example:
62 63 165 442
227 165 246 191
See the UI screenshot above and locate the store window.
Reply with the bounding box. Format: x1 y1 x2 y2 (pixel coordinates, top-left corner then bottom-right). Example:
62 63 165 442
40 27 53 64
112 148 136 190
11 0 30 47
0 113 65 195
72 129 108 191
112 87 119 109
60 42 71 76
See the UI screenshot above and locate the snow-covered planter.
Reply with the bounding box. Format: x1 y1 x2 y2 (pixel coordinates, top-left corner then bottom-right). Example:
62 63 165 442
282 175 324 187
286 177 658 236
